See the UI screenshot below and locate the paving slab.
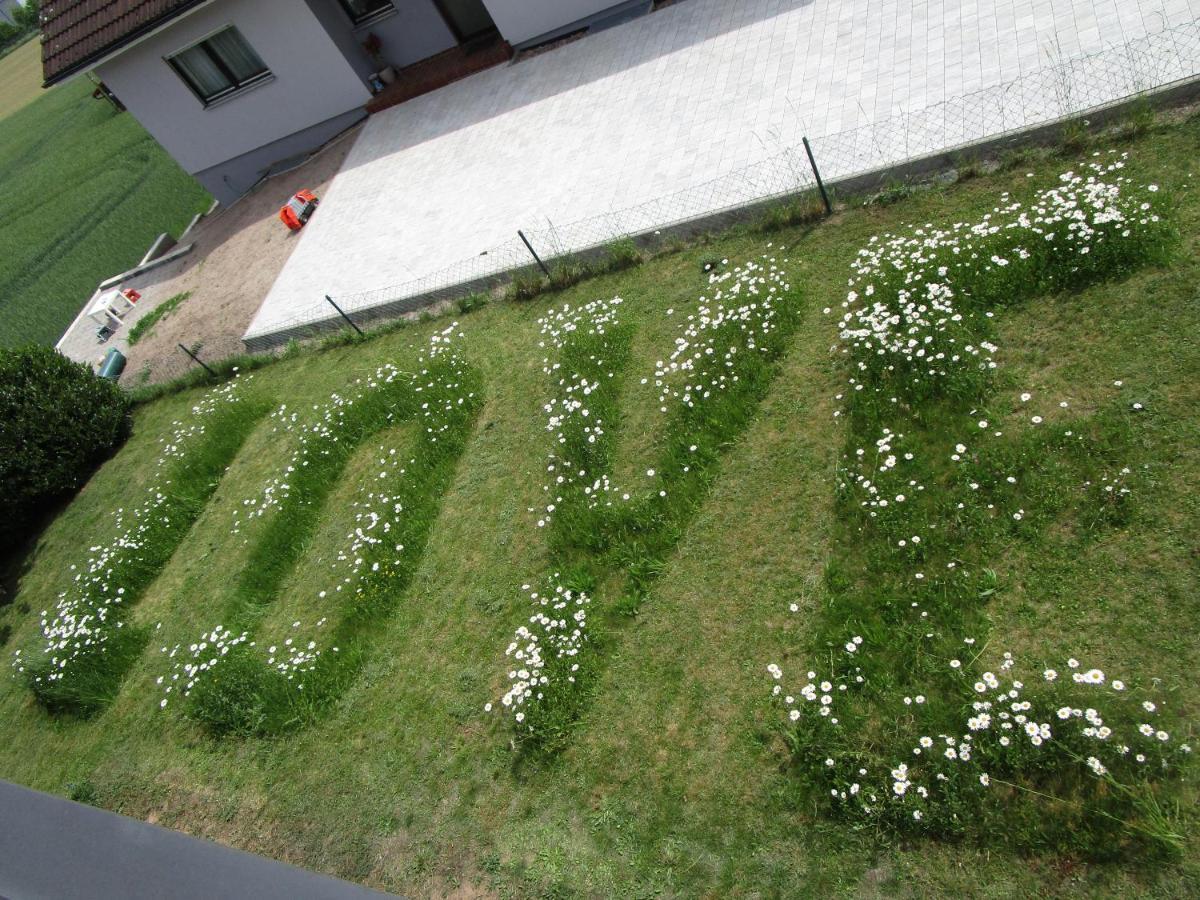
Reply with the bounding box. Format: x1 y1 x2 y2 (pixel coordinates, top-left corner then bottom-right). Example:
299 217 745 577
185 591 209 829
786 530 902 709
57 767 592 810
246 0 1200 343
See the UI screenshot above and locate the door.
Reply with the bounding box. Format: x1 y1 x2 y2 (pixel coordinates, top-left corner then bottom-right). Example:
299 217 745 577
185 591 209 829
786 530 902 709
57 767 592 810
433 0 497 42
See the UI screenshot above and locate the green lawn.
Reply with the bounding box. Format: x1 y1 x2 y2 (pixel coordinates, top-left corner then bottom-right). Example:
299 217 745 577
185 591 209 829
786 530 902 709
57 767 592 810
0 37 44 121
0 75 210 348
0 115 1197 898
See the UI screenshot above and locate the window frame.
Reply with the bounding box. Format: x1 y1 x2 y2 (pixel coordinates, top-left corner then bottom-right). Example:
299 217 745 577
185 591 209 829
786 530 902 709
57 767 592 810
336 0 395 28
165 25 273 108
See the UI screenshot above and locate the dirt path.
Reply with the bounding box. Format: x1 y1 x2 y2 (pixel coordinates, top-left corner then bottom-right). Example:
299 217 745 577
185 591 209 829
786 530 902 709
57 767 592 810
116 128 359 387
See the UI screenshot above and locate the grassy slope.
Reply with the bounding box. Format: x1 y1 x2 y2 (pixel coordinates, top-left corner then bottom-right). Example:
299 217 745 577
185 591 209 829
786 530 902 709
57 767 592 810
0 37 43 121
0 76 210 348
0 118 1197 898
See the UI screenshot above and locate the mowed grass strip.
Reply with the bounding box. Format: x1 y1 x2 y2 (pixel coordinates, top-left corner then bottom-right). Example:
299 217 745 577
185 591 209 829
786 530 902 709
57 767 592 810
0 115 1195 898
0 78 210 348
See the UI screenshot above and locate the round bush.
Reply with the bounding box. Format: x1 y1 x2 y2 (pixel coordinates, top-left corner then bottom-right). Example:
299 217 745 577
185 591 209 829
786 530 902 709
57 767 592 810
0 345 131 542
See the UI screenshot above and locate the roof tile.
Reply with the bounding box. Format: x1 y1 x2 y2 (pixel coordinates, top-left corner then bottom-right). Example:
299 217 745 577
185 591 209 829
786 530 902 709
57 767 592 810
41 0 204 85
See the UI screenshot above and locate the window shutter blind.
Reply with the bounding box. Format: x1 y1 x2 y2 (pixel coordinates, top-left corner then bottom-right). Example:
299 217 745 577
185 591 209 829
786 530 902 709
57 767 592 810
173 44 229 98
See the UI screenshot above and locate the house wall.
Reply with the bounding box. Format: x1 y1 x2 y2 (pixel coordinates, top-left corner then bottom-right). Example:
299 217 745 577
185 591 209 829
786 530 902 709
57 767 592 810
480 0 626 47
301 0 375 81
367 2 457 68
192 106 364 204
302 0 456 78
95 0 371 177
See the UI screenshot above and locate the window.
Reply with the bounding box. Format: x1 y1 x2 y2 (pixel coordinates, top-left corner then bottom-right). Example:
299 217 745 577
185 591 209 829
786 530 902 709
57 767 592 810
167 27 271 106
337 0 394 27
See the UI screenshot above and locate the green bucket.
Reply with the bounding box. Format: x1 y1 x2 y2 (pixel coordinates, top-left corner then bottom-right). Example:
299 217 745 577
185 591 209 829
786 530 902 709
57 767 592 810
98 348 126 381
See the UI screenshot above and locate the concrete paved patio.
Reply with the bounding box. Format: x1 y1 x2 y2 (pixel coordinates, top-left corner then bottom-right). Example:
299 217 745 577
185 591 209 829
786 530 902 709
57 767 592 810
246 0 1200 346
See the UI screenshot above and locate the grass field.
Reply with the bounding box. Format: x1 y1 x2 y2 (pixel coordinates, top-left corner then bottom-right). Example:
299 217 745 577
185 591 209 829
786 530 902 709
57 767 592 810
0 37 43 121
0 73 211 348
0 114 1197 898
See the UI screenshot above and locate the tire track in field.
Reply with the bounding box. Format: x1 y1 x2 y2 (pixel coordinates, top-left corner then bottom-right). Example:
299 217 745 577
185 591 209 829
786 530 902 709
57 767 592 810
0 163 153 314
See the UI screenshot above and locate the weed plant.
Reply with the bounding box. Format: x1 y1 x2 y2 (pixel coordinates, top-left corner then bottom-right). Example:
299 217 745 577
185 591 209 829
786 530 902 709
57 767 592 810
952 153 985 182
127 291 190 346
548 260 591 292
455 292 489 315
127 351 278 404
506 271 548 302
602 237 643 271
1058 118 1093 155
506 240 646 305
865 179 919 207
760 193 827 231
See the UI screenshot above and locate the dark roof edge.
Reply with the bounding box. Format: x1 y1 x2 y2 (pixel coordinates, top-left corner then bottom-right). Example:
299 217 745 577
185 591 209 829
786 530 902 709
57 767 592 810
42 0 213 88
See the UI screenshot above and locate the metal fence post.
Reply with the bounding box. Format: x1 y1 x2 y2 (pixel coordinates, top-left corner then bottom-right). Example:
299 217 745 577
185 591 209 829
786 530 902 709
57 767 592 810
177 343 216 377
517 230 550 275
325 295 364 335
802 136 833 215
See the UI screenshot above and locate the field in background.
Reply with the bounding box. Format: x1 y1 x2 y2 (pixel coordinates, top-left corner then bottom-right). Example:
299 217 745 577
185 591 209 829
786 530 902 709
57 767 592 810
0 116 1196 898
0 75 210 348
0 37 43 121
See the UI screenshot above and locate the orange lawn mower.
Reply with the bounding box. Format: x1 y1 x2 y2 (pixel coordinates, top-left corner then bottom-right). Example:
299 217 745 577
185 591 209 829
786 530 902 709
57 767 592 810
279 189 319 231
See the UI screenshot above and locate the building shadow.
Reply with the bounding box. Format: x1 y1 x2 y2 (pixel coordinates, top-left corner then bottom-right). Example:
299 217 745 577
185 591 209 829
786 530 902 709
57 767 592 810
340 0 817 171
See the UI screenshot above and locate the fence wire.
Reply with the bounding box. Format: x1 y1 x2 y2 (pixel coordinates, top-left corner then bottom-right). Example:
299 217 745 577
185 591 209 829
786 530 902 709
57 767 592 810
809 22 1200 184
230 19 1200 351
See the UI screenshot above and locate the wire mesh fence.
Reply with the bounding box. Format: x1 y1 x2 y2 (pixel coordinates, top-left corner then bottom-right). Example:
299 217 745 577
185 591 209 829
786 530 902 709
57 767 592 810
203 19 1200 358
112 334 256 393
809 20 1200 185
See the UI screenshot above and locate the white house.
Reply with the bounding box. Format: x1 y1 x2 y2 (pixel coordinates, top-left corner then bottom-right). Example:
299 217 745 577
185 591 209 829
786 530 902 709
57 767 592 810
40 0 651 204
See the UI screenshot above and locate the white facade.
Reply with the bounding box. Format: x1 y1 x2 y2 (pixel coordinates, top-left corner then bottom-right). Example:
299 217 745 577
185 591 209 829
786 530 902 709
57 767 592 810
95 0 370 177
482 0 625 46
81 0 635 203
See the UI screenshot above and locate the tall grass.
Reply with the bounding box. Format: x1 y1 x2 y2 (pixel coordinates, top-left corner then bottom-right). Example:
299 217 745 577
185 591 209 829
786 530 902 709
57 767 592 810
19 382 268 715
773 152 1187 857
172 344 483 735
0 119 1196 898
127 291 190 346
496 256 804 752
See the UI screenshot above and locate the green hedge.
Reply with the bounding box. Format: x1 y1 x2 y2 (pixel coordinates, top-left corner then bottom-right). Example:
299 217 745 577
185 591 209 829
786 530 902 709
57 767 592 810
0 344 131 543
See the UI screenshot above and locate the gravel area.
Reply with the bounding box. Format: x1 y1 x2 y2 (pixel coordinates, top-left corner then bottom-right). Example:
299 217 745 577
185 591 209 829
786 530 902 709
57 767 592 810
56 124 360 388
